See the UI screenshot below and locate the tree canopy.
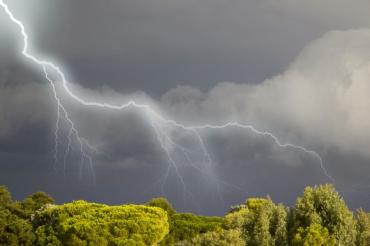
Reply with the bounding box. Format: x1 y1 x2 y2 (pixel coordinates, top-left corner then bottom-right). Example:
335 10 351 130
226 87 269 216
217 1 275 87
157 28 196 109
291 184 356 245
33 201 169 246
0 184 368 246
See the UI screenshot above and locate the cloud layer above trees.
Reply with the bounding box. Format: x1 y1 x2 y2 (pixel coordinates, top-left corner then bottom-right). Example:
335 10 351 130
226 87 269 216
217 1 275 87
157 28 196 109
1 0 370 213
161 29 370 158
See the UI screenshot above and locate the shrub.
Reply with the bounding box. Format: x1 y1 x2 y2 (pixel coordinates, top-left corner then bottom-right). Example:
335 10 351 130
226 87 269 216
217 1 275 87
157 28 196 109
33 200 169 246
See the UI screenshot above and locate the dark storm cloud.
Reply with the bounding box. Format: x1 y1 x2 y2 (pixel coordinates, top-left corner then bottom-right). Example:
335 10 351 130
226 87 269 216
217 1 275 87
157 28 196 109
0 64 53 139
7 0 369 95
1 0 370 215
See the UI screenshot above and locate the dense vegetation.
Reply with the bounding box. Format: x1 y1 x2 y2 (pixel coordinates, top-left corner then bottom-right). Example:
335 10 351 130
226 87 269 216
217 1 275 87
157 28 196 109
0 184 369 245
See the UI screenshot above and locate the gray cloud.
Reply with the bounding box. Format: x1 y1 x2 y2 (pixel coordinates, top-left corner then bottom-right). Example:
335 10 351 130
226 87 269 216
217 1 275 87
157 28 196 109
3 0 370 96
1 0 370 214
161 29 370 158
0 67 52 139
264 0 370 28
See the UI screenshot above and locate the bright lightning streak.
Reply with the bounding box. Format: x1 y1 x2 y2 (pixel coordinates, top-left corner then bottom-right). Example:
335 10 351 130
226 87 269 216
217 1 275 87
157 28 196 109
0 0 334 198
43 66 96 178
185 122 334 182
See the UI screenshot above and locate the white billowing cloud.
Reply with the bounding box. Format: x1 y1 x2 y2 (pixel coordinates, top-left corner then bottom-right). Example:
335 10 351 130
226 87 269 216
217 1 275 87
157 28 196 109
161 29 370 157
251 30 370 153
2 28 370 161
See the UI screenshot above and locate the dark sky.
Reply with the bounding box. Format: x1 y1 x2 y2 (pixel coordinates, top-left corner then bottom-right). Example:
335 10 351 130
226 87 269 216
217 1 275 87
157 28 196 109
1 0 370 215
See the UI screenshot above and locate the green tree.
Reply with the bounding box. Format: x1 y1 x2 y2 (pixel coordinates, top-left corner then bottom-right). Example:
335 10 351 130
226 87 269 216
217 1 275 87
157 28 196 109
0 186 35 245
292 223 336 246
0 207 35 245
224 205 249 230
0 185 12 207
9 191 54 219
162 213 223 245
291 184 356 245
190 228 245 246
24 192 54 210
223 198 289 245
0 183 368 246
0 186 34 245
33 200 169 246
147 197 176 217
355 209 370 246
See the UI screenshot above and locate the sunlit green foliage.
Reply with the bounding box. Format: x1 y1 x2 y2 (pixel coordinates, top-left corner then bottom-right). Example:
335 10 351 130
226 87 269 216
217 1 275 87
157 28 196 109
0 186 12 207
222 198 289 246
148 198 224 245
0 184 368 246
241 198 288 246
291 184 356 245
355 209 370 246
0 186 35 245
33 200 169 246
292 223 336 246
147 197 176 217
10 191 54 219
162 213 223 245
0 208 35 245
190 228 245 246
224 205 248 230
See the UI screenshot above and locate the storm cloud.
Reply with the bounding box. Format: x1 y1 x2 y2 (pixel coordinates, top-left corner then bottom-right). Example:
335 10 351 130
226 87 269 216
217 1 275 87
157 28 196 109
162 29 370 158
1 0 370 214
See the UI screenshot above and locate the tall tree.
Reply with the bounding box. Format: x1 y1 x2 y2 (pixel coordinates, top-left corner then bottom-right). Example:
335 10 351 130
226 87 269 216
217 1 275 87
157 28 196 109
355 209 370 246
224 198 288 246
0 186 35 245
291 184 356 245
243 198 288 246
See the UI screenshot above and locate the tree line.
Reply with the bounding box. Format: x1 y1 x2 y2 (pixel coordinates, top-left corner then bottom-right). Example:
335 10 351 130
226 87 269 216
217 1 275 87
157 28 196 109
0 184 369 245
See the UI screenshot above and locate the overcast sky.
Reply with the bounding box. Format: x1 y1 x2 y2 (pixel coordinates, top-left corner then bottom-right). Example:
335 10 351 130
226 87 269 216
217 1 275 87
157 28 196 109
1 0 370 215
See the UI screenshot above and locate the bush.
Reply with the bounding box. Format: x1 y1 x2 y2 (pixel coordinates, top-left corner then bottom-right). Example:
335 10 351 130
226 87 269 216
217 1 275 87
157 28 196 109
33 200 169 246
161 213 223 245
191 228 245 246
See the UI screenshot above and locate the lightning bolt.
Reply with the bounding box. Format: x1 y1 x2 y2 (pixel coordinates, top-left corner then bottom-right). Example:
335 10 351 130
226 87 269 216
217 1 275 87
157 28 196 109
0 0 334 200
43 67 96 178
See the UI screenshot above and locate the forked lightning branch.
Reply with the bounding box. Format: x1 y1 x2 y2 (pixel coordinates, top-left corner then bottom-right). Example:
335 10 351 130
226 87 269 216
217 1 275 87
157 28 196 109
0 0 334 193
